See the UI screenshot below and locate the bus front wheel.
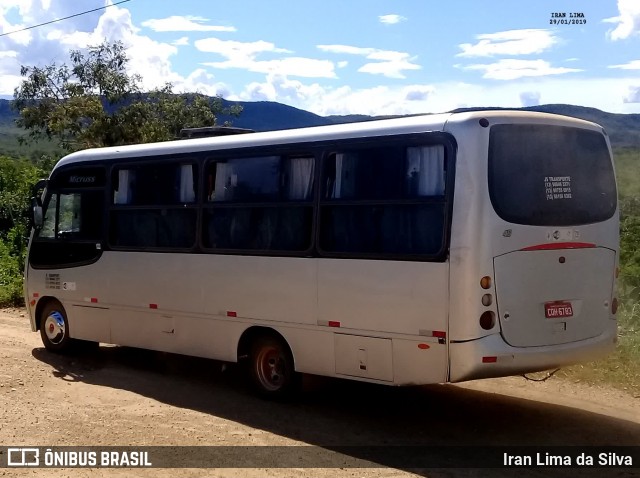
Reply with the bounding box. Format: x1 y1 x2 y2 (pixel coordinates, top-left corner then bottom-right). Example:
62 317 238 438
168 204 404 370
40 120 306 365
249 336 299 399
39 301 75 353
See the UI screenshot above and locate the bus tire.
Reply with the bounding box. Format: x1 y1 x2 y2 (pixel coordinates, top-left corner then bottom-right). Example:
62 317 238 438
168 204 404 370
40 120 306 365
39 301 75 353
248 335 299 399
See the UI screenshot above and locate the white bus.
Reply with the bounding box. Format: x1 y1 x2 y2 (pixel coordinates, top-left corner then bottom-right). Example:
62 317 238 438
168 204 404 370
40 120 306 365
24 111 619 398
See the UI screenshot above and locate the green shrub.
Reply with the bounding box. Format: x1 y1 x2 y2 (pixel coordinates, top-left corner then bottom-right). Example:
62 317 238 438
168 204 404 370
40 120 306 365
0 227 26 306
0 155 48 307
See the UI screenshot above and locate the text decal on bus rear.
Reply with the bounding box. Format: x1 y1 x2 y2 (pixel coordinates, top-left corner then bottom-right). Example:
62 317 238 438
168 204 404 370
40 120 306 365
544 176 572 200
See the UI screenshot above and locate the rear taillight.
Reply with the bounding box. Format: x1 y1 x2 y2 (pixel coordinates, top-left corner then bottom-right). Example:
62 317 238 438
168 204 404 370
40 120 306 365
480 276 492 289
479 311 496 330
612 297 618 315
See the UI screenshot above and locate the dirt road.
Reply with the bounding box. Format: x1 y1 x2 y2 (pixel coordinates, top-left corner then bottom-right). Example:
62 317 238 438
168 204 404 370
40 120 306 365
0 307 639 478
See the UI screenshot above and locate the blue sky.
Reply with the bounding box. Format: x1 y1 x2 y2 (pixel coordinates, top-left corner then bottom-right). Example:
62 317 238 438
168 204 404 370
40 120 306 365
0 0 639 115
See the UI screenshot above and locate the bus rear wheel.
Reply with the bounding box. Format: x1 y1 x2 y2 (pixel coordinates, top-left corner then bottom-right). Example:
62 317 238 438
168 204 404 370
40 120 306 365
249 336 299 399
39 301 75 353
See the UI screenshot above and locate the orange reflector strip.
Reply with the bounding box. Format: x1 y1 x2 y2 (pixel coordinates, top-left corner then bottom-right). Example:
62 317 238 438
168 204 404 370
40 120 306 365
149 304 157 309
30 300 36 306
482 356 498 363
227 311 237 317
91 298 98 303
432 331 446 339
521 242 596 252
328 321 341 327
418 343 430 350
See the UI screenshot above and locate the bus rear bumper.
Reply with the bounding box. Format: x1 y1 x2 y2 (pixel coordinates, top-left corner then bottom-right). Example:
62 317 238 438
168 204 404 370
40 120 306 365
449 321 617 383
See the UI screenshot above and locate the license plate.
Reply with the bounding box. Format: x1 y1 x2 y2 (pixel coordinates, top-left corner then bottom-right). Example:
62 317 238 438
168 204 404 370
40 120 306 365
545 301 573 318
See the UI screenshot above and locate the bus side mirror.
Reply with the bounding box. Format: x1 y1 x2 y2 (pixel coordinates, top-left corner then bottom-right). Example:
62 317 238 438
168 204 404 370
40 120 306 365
30 179 48 230
31 197 43 229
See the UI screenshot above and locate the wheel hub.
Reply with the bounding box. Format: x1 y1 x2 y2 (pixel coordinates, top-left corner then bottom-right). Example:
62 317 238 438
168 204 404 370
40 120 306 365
257 348 285 391
44 311 65 345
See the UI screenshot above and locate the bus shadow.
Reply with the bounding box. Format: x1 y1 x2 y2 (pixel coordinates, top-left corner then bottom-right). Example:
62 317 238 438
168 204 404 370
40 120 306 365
32 345 640 477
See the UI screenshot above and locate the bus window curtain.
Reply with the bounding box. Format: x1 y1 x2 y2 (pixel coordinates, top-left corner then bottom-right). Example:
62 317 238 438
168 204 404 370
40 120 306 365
332 153 358 199
114 170 135 205
212 163 235 201
179 164 196 203
287 157 314 200
406 145 445 196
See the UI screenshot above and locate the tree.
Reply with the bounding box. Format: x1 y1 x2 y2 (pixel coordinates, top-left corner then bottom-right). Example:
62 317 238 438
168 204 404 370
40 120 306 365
13 41 241 152
0 155 46 306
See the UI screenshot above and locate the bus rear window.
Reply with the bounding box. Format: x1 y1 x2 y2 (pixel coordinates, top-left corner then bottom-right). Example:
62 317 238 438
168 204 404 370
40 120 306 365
488 124 616 226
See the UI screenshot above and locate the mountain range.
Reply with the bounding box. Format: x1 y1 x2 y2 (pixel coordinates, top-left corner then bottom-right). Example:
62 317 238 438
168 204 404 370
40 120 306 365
1 98 639 150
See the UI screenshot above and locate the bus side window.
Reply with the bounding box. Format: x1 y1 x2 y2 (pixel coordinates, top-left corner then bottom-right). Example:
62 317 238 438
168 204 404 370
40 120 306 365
39 193 58 238
113 163 197 206
203 155 315 252
319 142 448 258
30 187 105 268
110 161 198 250
37 191 103 240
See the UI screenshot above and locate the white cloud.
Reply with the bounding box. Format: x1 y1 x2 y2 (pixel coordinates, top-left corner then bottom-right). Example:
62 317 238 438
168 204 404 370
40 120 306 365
141 15 236 33
46 6 186 91
1 1 126 90
4 0 107 41
243 81 274 102
178 68 229 97
207 56 336 79
232 74 436 116
239 73 327 103
462 59 582 80
379 14 406 25
196 37 291 57
17 3 228 97
0 25 32 46
317 44 420 79
196 37 335 79
520 91 541 107
404 85 435 101
0 3 33 46
623 86 640 103
173 36 189 46
359 55 420 79
0 1 35 17
457 29 558 57
604 0 640 40
609 60 640 69
0 50 18 60
318 45 374 55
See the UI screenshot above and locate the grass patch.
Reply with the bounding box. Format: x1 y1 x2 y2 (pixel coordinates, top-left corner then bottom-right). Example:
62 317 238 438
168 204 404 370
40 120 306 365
555 302 640 395
614 147 640 199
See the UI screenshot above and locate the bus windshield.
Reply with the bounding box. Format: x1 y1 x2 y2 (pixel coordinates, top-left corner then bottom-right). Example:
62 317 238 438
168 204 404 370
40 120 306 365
488 124 617 226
